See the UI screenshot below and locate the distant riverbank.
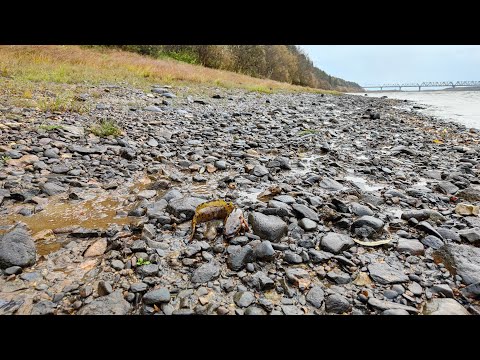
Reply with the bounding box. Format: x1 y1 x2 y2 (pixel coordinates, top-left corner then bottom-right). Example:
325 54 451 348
353 90 480 129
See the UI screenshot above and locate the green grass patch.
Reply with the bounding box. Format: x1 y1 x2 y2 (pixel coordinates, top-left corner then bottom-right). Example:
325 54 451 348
38 124 63 131
136 258 151 266
90 119 122 137
297 129 319 136
37 94 89 113
247 85 274 94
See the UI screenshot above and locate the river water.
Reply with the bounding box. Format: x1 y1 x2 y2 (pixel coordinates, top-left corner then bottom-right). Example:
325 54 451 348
351 90 480 130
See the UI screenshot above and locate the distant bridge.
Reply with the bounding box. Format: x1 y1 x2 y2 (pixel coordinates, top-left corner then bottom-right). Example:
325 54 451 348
362 81 480 91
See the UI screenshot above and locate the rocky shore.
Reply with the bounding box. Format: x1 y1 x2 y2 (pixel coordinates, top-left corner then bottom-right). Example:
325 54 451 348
1 84 479 315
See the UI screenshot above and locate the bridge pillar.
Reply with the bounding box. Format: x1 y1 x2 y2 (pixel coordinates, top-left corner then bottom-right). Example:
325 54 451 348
399 86 402 91
418 86 421 91
380 87 383 91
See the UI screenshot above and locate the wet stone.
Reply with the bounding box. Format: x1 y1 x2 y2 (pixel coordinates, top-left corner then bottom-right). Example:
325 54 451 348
321 232 354 254
234 291 256 308
368 263 408 285
284 251 303 264
98 281 113 296
397 238 425 255
191 262 220 283
423 298 469 315
248 212 288 242
298 218 317 231
143 288 170 304
325 294 351 314
421 235 444 250
130 282 148 293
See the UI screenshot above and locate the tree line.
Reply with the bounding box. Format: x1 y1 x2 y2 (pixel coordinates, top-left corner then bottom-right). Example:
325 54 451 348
109 45 361 91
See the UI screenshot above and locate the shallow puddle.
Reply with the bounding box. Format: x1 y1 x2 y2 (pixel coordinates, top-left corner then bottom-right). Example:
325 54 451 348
2 197 134 234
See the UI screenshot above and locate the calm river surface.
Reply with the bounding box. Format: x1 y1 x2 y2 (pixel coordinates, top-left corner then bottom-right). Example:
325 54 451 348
351 90 480 130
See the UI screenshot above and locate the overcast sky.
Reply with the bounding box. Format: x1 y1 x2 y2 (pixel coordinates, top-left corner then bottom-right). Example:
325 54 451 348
300 45 480 85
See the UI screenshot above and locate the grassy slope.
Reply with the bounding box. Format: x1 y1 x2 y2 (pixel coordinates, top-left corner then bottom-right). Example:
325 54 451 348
0 45 340 94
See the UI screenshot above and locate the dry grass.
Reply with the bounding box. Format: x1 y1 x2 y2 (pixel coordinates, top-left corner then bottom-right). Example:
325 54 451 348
0 45 339 94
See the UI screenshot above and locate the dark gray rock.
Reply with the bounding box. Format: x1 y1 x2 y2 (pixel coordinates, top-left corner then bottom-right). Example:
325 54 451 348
291 203 319 222
306 285 325 308
253 241 275 261
408 282 423 296
456 186 480 202
458 228 480 245
431 284 453 298
421 235 444 250
130 282 148 293
163 189 182 202
325 294 351 314
119 147 136 160
462 282 480 299
252 271 275 291
274 195 296 204
0 224 36 269
435 181 459 195
31 300 56 315
137 264 159 277
215 160 227 170
351 203 374 216
281 305 303 315
327 270 351 284
368 263 408 284
4 266 22 275
435 228 460 242
423 298 469 315
167 197 205 220
298 218 317 231
320 178 344 191
44 148 59 159
417 221 444 240
39 182 67 196
146 200 168 219
191 262 220 283
97 281 113 297
397 239 425 255
368 298 418 313
77 291 130 315
284 251 303 264
143 288 170 304
234 291 255 308
320 232 354 254
51 164 69 174
433 243 480 285
227 245 254 271
185 242 202 257
248 212 288 242
401 209 445 223
111 260 125 271
20 272 41 282
308 249 333 263
131 240 147 252
252 165 269 177
351 216 384 232
244 306 267 315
